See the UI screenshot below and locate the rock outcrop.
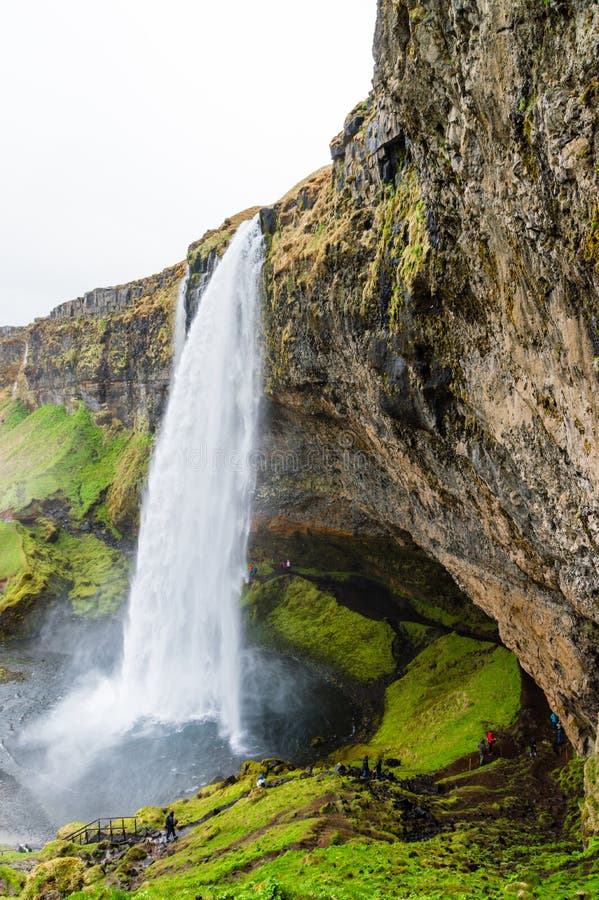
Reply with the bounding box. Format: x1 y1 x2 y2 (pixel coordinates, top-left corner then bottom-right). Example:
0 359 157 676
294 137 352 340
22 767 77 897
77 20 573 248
256 0 598 753
0 327 26 394
10 263 186 430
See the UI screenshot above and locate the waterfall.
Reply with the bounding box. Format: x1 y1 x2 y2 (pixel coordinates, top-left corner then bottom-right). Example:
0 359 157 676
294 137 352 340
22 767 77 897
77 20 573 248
33 217 264 773
119 216 263 740
172 267 189 372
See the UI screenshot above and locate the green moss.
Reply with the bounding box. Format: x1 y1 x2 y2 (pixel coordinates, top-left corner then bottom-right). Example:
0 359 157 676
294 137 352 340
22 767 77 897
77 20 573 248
0 525 129 623
361 166 431 328
248 576 396 683
0 863 26 896
0 521 24 579
21 857 86 899
105 431 152 531
188 231 232 270
336 634 521 772
0 401 128 519
556 757 585 840
582 202 599 274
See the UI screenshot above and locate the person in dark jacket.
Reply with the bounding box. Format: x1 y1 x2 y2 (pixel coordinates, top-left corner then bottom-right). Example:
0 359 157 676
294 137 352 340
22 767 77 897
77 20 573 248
361 755 370 779
165 810 177 842
478 737 487 765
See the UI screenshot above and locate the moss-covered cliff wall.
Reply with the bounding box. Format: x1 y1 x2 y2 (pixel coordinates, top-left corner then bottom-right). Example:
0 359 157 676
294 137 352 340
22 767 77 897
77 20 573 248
255 0 598 754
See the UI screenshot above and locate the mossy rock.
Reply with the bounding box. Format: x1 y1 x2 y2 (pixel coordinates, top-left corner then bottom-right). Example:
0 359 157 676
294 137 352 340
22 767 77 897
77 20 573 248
21 857 86 899
248 575 396 683
0 864 26 897
104 431 152 532
82 864 105 886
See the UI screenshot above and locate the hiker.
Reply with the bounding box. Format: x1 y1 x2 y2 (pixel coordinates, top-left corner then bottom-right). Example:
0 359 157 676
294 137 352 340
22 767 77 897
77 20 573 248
374 758 382 779
256 774 266 789
165 810 177 843
556 723 564 746
529 737 538 759
550 711 558 732
486 730 496 755
478 737 487 765
286 559 291 570
361 755 370 779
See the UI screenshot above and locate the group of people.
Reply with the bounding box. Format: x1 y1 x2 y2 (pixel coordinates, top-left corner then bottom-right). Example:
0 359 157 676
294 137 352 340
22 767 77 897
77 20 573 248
360 755 383 780
476 710 567 769
247 559 292 580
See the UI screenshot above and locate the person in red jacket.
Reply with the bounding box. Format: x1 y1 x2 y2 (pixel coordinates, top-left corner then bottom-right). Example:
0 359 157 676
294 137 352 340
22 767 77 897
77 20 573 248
486 730 496 755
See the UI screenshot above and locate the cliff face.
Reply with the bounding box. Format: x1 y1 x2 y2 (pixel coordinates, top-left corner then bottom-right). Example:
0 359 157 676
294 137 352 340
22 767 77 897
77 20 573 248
8 263 185 431
0 327 26 395
257 0 598 752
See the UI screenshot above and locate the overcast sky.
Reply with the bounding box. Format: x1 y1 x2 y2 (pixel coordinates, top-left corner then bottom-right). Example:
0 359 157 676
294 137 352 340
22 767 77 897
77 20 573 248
0 1 377 327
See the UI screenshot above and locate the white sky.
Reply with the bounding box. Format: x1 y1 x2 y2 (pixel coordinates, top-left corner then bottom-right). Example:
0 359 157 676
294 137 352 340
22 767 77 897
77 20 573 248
0 1 377 327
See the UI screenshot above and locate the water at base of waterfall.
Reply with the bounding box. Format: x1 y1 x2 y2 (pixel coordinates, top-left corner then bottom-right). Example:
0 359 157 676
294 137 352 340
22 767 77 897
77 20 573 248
0 638 354 844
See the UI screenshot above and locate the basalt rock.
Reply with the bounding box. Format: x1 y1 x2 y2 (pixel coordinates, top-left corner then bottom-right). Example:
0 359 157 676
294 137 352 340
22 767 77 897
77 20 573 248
0 326 27 396
10 264 185 430
257 0 599 755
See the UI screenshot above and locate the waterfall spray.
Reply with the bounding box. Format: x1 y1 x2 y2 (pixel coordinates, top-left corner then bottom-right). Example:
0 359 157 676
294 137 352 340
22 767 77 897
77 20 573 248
33 217 264 774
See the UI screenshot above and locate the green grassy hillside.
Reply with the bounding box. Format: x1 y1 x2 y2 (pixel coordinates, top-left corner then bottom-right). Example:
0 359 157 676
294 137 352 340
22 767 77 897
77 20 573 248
0 399 151 631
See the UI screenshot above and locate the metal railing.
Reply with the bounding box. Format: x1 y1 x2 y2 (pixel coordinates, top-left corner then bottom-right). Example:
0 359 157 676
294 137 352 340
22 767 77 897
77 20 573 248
63 817 141 845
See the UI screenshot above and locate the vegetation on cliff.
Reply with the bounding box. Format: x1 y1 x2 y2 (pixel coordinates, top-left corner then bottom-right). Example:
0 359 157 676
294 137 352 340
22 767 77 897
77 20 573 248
0 399 151 632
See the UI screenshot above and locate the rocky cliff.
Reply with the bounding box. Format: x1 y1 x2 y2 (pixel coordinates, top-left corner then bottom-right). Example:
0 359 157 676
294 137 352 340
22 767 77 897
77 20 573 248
1 0 597 757
256 0 598 755
5 263 185 430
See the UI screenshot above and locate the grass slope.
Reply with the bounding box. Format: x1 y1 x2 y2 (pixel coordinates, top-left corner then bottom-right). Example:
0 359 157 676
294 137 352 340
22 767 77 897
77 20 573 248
246 576 396 682
0 401 127 518
0 521 24 579
0 399 152 628
336 634 521 772
22 754 599 900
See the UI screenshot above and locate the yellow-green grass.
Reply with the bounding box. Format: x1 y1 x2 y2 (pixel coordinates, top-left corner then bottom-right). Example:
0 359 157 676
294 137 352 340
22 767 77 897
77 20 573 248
0 521 24 579
335 633 521 772
0 401 128 519
0 526 129 620
35 756 599 900
0 863 26 897
248 576 396 682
